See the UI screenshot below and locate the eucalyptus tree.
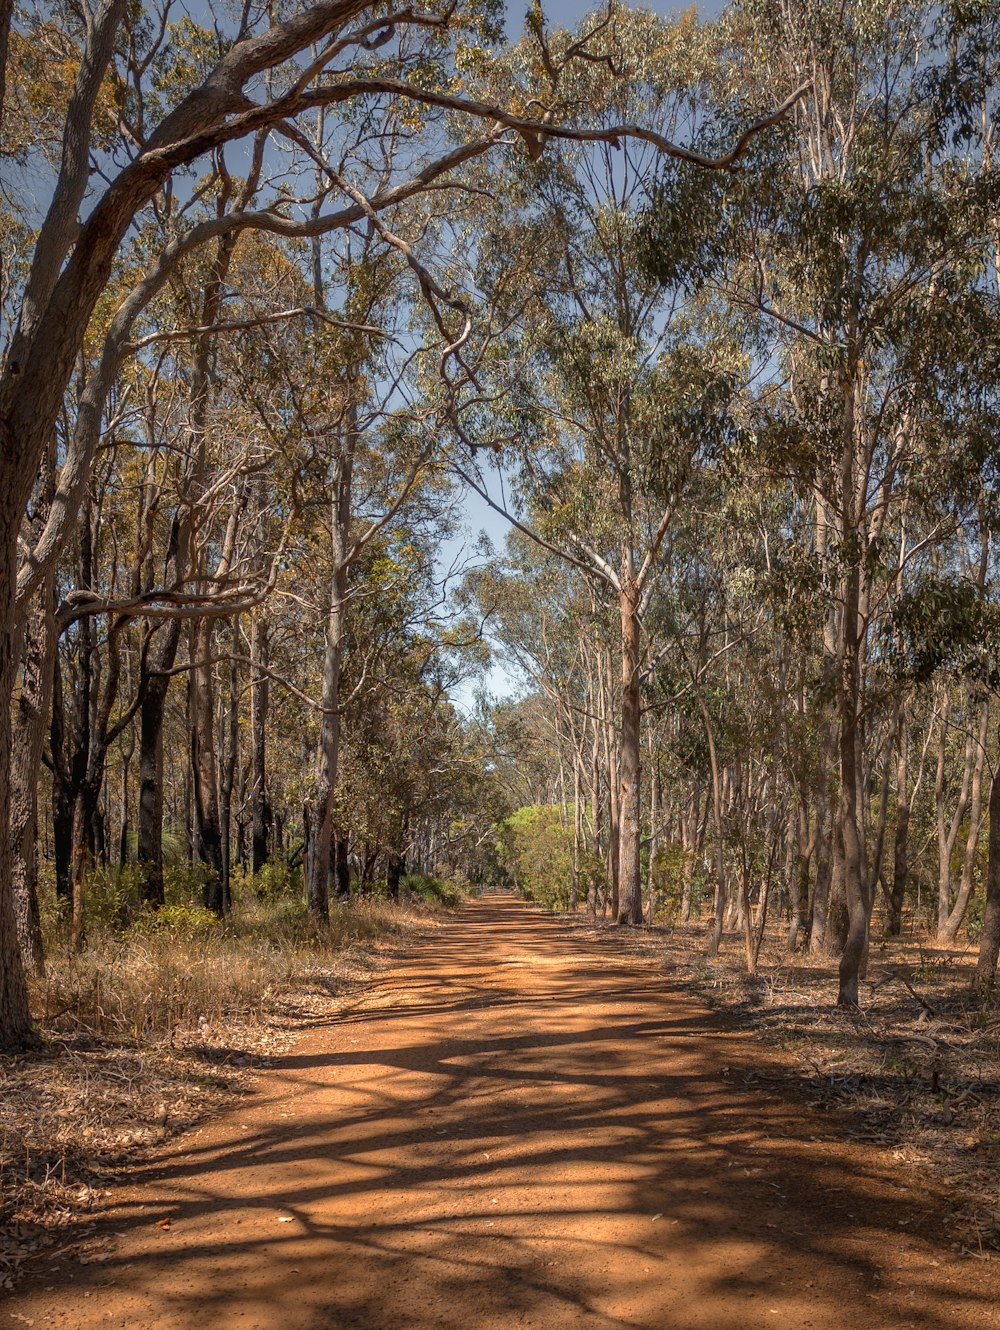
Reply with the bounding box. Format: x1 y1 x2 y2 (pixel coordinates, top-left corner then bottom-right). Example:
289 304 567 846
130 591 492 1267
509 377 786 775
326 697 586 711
467 533 609 909
459 5 746 925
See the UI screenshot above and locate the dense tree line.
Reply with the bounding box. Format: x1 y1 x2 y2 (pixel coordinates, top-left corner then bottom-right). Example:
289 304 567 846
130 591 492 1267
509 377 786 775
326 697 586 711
3 0 1000 1050
462 0 1000 1007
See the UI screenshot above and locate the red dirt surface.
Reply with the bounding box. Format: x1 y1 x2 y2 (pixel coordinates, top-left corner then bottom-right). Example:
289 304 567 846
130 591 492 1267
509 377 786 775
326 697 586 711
3 895 997 1329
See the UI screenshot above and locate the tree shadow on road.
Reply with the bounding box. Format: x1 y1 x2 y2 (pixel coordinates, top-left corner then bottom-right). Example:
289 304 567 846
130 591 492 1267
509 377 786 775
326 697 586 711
12 898 992 1330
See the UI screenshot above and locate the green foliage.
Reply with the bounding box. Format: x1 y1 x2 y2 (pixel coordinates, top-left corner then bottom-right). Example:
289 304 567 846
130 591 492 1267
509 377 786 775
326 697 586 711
132 902 220 943
400 873 463 907
236 861 305 902
888 577 1000 683
80 863 147 928
649 841 691 921
163 861 218 909
496 804 576 909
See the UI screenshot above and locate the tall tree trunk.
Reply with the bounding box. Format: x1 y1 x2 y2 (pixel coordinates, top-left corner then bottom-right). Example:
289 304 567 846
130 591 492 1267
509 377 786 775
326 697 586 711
136 242 234 904
10 573 55 973
334 834 350 898
975 754 1000 995
136 621 180 907
189 493 244 914
250 616 271 875
836 377 872 1009
306 424 354 923
887 710 910 936
602 645 620 919
934 688 974 936
0 527 35 1049
941 701 989 945
50 653 73 907
616 574 643 925
702 704 726 957
647 747 660 923
219 624 239 902
571 758 582 911
809 738 834 952
386 850 404 900
786 795 812 953
589 704 602 914
11 448 57 972
190 615 226 913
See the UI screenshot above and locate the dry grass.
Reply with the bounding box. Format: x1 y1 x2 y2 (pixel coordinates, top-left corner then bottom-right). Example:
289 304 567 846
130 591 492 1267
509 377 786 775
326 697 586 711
0 892 444 1287
33 895 407 1042
568 912 1000 1257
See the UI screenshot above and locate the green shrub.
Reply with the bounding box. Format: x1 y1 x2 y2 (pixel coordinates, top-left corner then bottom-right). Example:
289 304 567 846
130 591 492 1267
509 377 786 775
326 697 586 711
81 862 146 928
132 902 220 943
242 860 304 901
400 873 462 907
163 861 217 908
649 841 692 922
496 804 575 909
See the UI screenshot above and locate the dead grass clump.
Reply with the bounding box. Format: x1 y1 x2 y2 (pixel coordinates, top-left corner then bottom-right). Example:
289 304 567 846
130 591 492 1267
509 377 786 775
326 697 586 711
32 894 417 1044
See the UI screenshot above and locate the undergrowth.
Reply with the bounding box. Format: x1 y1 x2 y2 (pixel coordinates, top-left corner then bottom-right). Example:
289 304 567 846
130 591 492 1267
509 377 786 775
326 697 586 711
33 893 412 1044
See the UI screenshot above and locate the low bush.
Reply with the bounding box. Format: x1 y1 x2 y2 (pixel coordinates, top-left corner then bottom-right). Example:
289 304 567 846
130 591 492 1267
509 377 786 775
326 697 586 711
231 861 305 902
400 872 463 908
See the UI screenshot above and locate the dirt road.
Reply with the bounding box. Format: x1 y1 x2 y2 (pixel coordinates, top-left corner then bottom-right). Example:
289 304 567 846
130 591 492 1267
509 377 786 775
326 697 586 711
4 897 995 1329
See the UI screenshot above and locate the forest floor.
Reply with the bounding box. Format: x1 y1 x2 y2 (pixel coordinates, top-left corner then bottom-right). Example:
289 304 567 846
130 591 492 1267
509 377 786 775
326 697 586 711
571 914 1000 1259
2 894 999 1330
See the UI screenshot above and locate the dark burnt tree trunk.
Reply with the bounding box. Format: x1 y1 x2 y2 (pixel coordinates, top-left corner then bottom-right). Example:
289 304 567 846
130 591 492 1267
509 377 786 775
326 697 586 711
136 619 180 906
386 850 404 900
189 491 245 915
190 614 227 914
334 834 350 898
50 645 73 906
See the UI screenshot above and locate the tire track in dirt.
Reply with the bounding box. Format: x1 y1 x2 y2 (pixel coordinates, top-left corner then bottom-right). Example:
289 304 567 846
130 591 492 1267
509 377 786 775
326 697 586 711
3 896 994 1329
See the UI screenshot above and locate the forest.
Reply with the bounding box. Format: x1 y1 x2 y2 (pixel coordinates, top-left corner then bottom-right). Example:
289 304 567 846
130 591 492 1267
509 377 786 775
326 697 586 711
8 0 1000 1318
4 0 1000 1125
